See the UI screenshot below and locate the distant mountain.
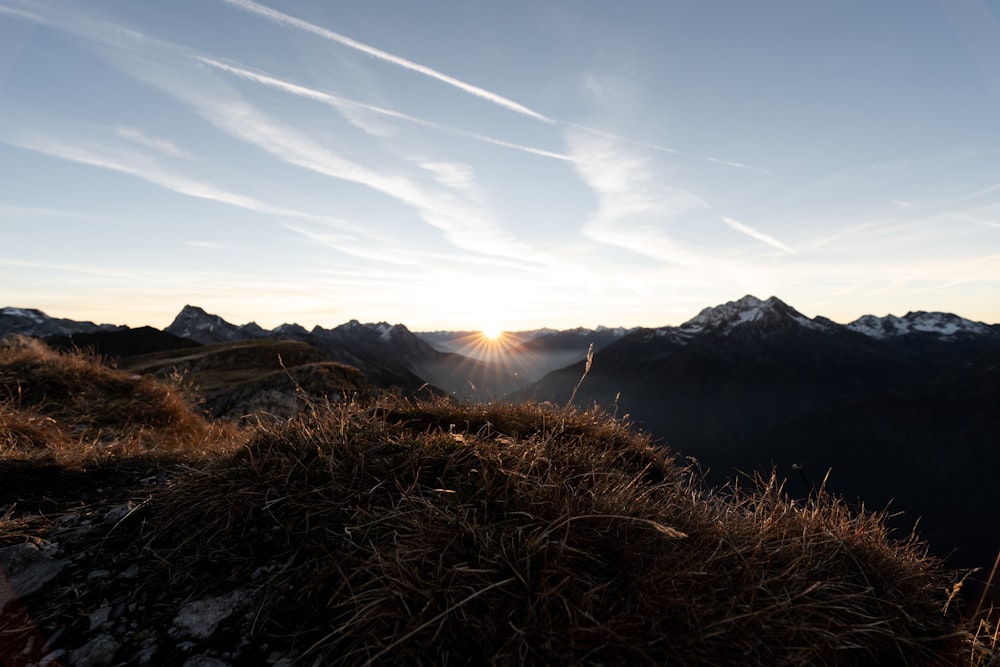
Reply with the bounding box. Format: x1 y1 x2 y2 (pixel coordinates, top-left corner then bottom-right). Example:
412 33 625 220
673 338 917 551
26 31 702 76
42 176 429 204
526 294 1000 571
847 310 995 339
164 305 264 345
0 307 122 338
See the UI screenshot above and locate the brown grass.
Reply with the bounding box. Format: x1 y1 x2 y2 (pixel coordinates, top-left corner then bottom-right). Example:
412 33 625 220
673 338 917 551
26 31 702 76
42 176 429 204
139 397 996 665
0 335 241 464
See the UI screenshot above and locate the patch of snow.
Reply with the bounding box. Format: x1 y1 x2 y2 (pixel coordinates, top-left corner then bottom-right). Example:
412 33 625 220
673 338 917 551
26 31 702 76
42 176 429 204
1 307 45 322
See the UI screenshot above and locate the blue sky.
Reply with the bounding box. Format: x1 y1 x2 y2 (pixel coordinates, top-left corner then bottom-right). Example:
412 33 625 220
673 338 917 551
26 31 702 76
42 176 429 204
2 0 999 332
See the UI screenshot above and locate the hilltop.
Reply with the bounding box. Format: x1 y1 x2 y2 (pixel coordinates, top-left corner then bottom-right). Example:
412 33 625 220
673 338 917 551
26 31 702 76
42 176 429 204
1 337 997 665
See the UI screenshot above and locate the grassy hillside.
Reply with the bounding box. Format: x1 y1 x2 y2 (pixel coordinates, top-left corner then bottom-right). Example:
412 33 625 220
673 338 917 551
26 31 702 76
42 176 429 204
0 339 997 665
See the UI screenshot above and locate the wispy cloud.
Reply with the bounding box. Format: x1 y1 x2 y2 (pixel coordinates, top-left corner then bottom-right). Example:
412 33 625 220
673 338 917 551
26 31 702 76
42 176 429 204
705 157 772 175
567 127 712 265
0 4 42 22
1 130 370 236
0 256 135 278
116 125 189 158
722 217 796 254
198 57 571 161
216 0 551 122
420 161 477 192
950 213 1000 229
563 121 772 175
1 2 561 270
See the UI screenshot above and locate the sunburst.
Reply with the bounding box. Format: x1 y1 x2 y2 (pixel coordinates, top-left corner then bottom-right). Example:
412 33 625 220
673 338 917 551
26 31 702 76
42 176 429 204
480 325 504 341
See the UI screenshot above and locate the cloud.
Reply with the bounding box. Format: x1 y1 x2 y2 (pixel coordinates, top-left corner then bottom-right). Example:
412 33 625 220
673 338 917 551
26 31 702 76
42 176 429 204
198 57 572 161
109 43 560 267
0 4 42 22
420 161 477 192
567 127 714 265
567 129 704 223
116 125 189 158
1 3 560 270
722 217 796 254
1 130 370 236
705 156 772 175
216 0 551 122
563 122 772 175
950 213 1000 229
0 256 135 278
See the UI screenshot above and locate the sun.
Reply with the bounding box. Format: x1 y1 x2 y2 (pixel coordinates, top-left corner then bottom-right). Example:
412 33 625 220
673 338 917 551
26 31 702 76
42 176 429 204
480 324 504 341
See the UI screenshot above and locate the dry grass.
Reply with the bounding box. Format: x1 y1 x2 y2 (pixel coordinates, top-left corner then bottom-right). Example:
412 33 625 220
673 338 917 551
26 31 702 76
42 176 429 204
139 397 996 665
0 335 241 464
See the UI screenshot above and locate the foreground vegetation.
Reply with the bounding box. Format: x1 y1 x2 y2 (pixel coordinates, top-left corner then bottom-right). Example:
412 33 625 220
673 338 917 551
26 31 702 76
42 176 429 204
1 337 997 665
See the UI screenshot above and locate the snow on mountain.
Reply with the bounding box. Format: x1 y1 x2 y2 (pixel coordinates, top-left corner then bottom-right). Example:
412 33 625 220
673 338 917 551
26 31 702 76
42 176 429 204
1 307 46 323
677 295 830 335
0 307 120 337
847 311 994 340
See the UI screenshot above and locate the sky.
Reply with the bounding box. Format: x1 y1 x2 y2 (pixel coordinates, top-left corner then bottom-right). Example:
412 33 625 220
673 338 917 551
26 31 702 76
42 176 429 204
2 0 1000 333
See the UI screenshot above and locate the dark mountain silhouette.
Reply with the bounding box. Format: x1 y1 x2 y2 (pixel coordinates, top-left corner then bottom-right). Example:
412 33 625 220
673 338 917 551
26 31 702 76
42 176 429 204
45 326 201 359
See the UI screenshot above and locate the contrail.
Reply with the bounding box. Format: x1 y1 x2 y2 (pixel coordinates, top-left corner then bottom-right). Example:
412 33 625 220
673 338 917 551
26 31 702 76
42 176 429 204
217 0 551 122
723 217 796 254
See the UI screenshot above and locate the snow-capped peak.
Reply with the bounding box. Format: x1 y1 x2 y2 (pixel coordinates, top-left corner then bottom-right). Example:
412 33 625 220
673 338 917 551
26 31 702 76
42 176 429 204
848 311 993 340
680 295 826 335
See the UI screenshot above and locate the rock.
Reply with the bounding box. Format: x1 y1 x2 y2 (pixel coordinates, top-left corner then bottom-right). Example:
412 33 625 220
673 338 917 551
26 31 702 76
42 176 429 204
183 655 232 667
102 502 135 524
131 638 158 665
117 562 141 579
68 632 120 667
171 589 251 640
39 649 67 666
88 604 112 630
0 542 66 610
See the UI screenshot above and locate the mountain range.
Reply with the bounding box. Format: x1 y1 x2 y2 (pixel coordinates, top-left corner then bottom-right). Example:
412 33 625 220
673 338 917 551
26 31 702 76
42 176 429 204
2 296 998 574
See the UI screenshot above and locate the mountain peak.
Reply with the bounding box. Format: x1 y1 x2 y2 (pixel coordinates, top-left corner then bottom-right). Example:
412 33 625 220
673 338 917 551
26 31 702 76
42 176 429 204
680 295 823 335
165 305 248 344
